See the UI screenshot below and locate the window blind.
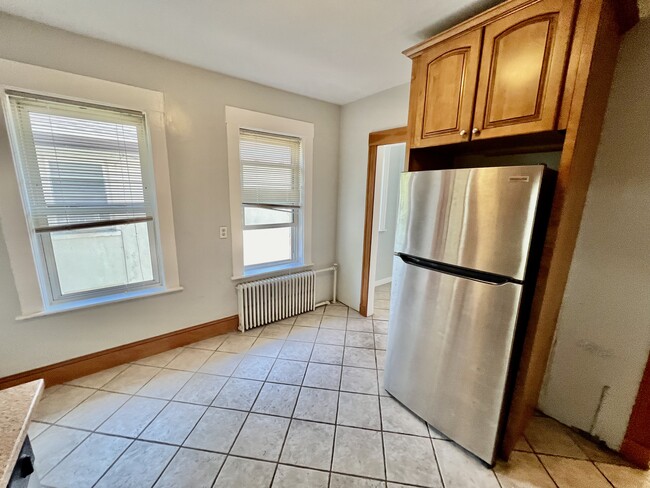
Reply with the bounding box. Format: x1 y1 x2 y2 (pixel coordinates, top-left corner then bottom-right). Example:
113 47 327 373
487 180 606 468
239 129 303 208
7 91 154 233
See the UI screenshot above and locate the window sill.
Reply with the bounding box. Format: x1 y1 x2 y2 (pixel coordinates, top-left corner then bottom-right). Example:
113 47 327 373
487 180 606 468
15 286 184 321
232 263 314 282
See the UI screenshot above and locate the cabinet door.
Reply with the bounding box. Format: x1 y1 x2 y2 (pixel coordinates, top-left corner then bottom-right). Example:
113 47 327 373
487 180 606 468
409 29 482 148
472 0 577 140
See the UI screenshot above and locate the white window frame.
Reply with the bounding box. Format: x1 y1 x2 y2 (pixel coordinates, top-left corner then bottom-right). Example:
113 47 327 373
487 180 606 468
0 59 181 319
225 106 313 280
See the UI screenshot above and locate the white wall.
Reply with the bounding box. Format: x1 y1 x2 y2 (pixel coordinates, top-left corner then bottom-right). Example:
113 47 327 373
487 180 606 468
539 19 650 450
0 13 340 377
336 84 410 310
375 144 404 283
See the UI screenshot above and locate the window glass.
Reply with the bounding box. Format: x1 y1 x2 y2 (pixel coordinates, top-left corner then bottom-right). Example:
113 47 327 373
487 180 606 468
49 221 155 295
243 207 293 226
243 227 293 267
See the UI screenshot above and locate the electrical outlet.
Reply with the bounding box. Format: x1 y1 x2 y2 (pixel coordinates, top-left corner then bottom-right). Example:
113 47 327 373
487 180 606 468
219 226 228 239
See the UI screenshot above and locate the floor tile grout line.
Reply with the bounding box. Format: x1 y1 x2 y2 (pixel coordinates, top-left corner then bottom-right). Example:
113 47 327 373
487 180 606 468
489 460 504 488
123 395 175 443
45 348 423 438
40 390 173 481
524 430 563 488
328 331 346 487
592 460 617 488
269 314 317 487
379 377 389 484
429 437 447 488
215 339 280 484
532 450 561 488
36 387 98 424
202 453 402 485
133 364 196 400
100 363 213 447
140 444 181 488
88 437 137 488
131 345 183 368
39 412 571 467
47 351 401 417
208 450 229 488
35 428 94 480
526 447 614 463
74 433 131 488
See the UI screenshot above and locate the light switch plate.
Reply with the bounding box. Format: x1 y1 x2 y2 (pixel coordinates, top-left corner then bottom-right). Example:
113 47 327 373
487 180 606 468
219 226 228 239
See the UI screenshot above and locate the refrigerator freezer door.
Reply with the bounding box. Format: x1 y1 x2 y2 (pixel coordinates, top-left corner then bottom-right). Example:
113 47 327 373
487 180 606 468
384 256 523 464
394 165 544 281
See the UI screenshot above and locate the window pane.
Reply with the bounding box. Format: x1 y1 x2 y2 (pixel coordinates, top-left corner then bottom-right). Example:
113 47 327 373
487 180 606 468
239 129 302 208
244 207 293 226
50 222 155 295
243 227 292 267
8 94 152 229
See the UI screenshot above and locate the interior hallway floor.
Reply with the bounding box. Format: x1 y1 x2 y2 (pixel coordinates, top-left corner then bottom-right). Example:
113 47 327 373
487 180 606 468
28 285 649 487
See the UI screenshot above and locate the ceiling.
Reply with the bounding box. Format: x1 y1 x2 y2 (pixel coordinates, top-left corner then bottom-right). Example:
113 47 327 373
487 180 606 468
0 0 503 105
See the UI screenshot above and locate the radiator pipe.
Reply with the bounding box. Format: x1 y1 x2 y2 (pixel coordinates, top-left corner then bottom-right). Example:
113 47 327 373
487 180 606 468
314 263 338 308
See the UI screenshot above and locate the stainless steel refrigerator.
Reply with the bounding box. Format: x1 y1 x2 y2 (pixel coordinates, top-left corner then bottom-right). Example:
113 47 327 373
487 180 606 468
384 164 554 465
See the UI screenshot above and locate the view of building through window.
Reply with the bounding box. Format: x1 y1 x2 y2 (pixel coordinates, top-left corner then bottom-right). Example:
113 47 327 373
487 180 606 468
50 222 154 295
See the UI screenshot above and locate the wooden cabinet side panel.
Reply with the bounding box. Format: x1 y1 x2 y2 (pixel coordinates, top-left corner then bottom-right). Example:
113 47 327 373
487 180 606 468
407 58 425 151
501 0 624 459
557 0 590 129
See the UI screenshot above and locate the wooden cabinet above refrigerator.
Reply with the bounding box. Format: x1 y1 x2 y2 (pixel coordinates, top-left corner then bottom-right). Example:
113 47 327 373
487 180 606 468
406 0 578 148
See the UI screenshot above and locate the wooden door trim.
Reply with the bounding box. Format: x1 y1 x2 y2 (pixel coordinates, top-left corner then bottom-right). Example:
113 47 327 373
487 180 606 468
0 314 239 390
359 127 407 316
620 351 650 468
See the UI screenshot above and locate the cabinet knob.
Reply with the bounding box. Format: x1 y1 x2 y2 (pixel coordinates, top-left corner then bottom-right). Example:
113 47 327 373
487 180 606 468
459 129 467 137
472 127 481 135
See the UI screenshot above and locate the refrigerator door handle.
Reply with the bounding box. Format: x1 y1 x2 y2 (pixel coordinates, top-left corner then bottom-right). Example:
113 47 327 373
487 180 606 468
397 253 519 286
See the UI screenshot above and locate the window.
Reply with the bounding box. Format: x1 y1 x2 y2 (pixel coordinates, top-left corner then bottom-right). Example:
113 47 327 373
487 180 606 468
240 129 303 270
6 91 161 306
0 59 180 318
225 107 313 279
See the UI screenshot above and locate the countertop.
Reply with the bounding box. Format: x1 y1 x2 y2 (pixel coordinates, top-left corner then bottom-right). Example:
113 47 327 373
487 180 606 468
0 380 44 487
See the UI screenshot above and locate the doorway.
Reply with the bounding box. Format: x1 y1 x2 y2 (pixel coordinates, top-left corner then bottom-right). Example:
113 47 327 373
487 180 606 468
359 127 407 317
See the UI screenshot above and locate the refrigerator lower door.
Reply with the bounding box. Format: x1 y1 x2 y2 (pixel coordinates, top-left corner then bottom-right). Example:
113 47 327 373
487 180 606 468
384 256 523 465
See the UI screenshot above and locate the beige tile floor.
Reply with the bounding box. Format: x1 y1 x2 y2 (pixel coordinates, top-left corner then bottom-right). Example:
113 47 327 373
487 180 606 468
27 283 649 487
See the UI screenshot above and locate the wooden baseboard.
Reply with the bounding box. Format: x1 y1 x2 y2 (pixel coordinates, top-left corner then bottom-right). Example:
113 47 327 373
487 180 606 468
0 315 239 391
620 438 650 469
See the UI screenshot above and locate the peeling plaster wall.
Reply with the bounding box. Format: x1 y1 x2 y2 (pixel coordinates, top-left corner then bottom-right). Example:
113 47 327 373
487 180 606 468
539 19 650 450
